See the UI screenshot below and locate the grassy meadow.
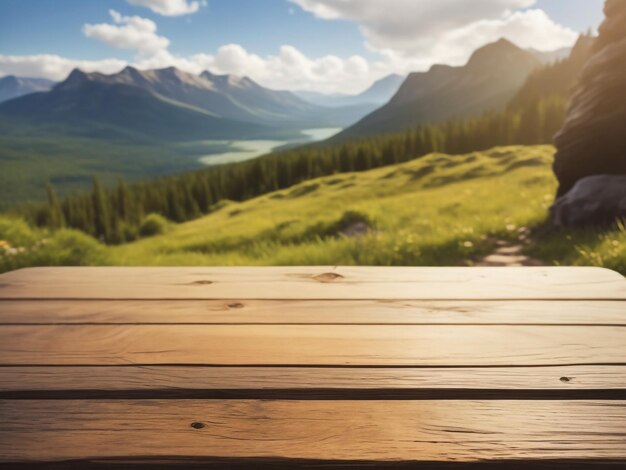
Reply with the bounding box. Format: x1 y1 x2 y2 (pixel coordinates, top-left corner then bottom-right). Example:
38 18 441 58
1 145 625 274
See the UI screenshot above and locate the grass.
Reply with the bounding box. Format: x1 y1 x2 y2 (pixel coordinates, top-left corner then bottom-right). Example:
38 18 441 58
1 145 625 274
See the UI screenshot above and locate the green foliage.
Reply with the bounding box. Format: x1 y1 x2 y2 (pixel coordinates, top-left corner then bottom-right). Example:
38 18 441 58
3 147 624 275
0 215 105 273
139 213 170 238
104 146 623 274
527 222 626 274
314 210 374 239
20 95 567 244
92 177 111 241
0 121 218 208
0 215 40 247
33 229 107 267
45 184 65 229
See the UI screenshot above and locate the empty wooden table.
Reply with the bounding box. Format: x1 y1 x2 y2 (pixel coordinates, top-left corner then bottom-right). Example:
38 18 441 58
0 266 625 468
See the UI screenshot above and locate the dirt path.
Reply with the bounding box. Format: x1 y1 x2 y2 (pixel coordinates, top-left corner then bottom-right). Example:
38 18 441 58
476 239 545 267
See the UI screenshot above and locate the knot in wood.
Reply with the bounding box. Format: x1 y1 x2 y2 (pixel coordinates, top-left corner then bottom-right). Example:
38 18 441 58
227 302 245 309
313 272 344 283
191 280 213 286
190 422 206 429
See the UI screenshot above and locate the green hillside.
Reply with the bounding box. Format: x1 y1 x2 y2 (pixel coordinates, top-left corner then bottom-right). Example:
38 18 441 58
0 123 232 208
2 145 624 274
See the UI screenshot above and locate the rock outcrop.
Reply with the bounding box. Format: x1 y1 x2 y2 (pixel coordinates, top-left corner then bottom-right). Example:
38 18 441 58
552 0 626 198
550 175 626 228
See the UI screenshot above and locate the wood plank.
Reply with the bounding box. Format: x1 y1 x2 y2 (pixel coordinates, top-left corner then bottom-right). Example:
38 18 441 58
1 366 624 399
1 267 624 300
1 400 625 462
6 458 625 469
0 325 624 366
1 299 625 325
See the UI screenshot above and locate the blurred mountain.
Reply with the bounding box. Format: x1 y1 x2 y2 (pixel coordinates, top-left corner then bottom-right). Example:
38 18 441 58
296 74 405 108
529 46 573 64
333 39 542 141
56 66 321 126
508 34 596 111
0 75 55 103
0 66 376 139
0 69 269 141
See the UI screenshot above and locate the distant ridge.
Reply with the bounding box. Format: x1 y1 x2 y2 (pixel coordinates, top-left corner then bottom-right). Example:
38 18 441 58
296 74 405 108
508 34 596 111
54 66 320 126
0 75 55 103
0 65 376 140
0 68 270 141
529 46 573 64
333 38 541 141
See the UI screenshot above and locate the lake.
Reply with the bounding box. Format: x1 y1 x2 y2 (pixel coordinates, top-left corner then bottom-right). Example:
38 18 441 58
198 128 341 166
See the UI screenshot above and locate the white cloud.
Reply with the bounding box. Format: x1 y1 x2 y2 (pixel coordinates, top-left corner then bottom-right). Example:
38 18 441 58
83 10 170 55
0 54 127 81
0 0 582 95
0 44 381 94
289 0 577 68
126 0 206 16
129 44 379 94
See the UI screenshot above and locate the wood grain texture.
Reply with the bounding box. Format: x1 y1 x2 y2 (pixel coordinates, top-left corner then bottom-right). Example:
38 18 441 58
1 366 624 398
1 400 625 462
1 267 624 300
4 458 626 469
0 267 624 466
0 324 624 366
1 299 625 325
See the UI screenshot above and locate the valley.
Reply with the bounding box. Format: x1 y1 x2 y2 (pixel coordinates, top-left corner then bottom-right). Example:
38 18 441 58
0 37 591 208
0 27 623 276
198 128 342 166
2 145 624 274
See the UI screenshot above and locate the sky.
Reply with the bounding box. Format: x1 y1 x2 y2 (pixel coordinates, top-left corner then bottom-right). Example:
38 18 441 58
0 0 606 94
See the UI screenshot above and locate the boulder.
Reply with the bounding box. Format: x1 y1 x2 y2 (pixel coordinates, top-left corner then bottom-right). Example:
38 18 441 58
553 0 626 198
550 174 626 228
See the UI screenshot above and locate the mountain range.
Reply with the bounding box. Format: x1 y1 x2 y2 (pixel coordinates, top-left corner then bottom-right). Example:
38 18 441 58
0 66 373 141
0 75 55 103
0 38 586 206
333 39 543 141
0 39 576 144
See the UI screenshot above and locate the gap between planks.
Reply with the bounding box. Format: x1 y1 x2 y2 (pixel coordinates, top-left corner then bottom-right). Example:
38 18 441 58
4 457 626 469
1 366 625 400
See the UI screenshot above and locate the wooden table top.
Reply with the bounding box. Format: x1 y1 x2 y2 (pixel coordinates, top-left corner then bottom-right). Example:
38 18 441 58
0 266 625 468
